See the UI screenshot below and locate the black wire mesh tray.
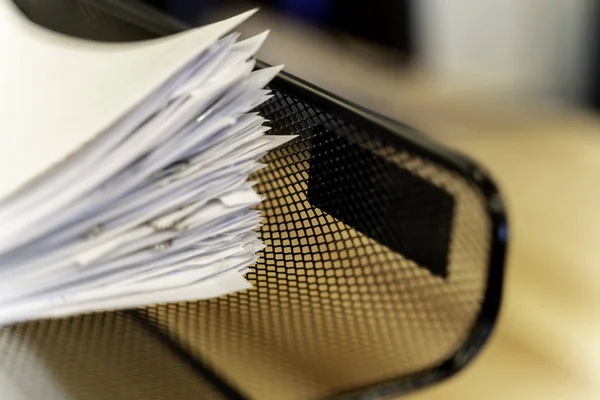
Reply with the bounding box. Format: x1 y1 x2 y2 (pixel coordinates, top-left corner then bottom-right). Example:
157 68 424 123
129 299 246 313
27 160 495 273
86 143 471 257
2 1 507 399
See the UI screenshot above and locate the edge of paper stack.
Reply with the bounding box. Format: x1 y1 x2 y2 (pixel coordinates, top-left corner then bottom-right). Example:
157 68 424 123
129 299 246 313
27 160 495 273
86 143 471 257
0 3 294 326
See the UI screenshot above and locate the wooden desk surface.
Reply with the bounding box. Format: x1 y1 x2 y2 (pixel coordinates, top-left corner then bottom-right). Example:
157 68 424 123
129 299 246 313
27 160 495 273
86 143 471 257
406 110 600 399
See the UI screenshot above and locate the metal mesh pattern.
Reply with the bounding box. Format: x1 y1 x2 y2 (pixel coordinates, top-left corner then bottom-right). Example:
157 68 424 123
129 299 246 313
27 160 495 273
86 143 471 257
0 312 227 400
132 89 491 399
2 1 501 399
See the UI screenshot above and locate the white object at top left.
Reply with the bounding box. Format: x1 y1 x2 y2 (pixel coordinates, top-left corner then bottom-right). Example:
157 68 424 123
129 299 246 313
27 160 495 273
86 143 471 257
0 0 256 202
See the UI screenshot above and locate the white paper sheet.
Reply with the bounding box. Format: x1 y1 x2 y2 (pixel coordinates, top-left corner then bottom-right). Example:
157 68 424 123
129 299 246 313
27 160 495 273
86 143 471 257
0 1 257 201
0 4 295 326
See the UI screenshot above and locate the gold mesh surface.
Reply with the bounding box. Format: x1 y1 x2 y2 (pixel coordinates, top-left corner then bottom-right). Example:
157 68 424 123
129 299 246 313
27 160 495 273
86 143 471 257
0 313 227 400
134 92 492 400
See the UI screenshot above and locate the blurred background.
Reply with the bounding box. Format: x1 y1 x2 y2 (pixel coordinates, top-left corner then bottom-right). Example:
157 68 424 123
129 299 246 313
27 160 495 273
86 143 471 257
139 1 600 399
143 0 600 116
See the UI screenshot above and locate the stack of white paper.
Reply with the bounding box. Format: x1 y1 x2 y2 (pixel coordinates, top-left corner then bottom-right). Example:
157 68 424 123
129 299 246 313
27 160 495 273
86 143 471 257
0 1 291 325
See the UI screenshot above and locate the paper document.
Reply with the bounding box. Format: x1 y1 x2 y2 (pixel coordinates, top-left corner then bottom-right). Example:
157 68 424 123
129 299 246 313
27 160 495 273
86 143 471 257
0 1 293 326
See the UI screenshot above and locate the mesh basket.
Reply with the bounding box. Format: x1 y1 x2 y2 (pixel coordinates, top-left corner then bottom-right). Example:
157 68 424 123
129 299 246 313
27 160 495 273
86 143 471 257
2 1 507 399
